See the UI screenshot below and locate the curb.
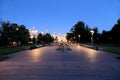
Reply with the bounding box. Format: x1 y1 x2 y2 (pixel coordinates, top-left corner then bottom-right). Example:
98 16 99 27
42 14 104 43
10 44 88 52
80 44 103 51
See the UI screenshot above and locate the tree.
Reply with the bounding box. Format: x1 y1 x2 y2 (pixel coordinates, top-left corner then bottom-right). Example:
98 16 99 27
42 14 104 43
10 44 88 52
68 21 92 43
66 33 74 42
67 21 102 43
37 33 44 44
111 18 120 43
101 30 112 43
0 30 3 46
1 21 10 46
17 25 30 44
0 21 30 46
9 23 19 42
45 33 54 43
92 27 100 43
37 33 54 44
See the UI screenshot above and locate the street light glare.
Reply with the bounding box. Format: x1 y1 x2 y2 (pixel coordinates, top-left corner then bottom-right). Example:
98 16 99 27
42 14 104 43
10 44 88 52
90 30 94 46
90 30 94 34
78 35 81 37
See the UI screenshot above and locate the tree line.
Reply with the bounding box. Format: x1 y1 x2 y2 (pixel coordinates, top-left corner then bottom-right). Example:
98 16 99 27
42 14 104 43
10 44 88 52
35 32 54 44
0 21 54 46
66 18 120 44
0 21 30 46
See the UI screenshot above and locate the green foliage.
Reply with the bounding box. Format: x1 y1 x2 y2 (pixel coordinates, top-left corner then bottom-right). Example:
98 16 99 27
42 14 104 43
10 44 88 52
37 33 54 44
111 18 120 43
67 18 120 44
67 21 98 43
96 43 120 55
99 18 120 44
0 21 30 46
66 33 74 41
0 46 27 55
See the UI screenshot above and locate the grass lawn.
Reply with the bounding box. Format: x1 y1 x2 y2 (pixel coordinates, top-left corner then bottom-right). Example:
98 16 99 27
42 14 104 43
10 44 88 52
95 44 120 55
82 43 120 55
0 46 28 55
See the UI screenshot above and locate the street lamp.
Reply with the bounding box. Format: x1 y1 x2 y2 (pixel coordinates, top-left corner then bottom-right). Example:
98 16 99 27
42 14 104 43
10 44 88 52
90 30 94 46
16 27 19 31
78 35 81 45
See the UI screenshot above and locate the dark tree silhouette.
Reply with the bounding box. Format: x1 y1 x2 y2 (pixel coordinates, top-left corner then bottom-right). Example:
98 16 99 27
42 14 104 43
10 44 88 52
37 33 44 44
67 21 93 43
37 33 54 44
0 21 30 46
67 18 120 44
111 18 120 43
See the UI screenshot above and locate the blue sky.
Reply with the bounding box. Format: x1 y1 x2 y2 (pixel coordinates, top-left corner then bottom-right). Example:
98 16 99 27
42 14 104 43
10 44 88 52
0 0 120 34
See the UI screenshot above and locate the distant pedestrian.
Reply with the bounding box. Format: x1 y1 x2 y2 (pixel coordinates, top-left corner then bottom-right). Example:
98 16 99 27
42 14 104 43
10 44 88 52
63 43 66 52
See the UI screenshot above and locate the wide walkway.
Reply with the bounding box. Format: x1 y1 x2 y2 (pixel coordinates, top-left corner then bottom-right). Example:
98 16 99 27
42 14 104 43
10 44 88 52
0 43 120 80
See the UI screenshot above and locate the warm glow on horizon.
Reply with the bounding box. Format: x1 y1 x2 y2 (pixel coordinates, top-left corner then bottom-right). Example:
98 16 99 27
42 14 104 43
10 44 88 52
29 28 38 39
52 33 67 42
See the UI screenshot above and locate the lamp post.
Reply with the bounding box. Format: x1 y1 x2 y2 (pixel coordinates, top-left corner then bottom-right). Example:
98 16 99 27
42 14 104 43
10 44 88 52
16 27 19 31
78 35 81 45
90 30 94 46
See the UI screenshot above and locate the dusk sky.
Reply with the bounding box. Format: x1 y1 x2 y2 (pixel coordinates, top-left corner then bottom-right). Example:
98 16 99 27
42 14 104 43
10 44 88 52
0 0 120 34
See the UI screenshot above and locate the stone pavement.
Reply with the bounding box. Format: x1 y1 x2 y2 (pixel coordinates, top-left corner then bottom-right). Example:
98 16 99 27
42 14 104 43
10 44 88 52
0 43 120 80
